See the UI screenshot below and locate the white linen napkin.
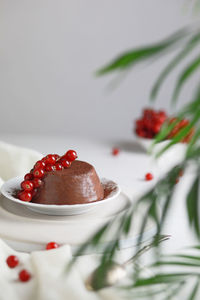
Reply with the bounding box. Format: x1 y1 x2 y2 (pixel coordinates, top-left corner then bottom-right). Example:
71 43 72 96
0 238 124 300
0 141 123 300
0 141 42 183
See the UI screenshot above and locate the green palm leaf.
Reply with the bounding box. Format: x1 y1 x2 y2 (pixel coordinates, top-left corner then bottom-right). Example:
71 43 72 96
151 32 200 100
96 29 187 75
186 177 200 239
172 54 200 103
171 254 200 261
188 279 200 300
133 273 198 287
152 261 200 268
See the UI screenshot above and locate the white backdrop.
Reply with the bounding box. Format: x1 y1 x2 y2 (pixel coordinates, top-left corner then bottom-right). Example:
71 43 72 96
0 0 198 139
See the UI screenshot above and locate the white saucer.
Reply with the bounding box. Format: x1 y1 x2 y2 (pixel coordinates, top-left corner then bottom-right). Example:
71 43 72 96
1 176 121 216
0 193 156 253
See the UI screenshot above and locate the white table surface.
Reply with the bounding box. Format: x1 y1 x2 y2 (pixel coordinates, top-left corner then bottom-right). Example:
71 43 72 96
0 133 197 257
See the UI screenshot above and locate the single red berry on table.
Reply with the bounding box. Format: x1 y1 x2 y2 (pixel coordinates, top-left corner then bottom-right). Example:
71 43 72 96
112 148 120 156
34 160 46 169
21 180 34 192
45 154 56 165
24 173 33 181
33 168 45 178
6 255 19 268
18 269 31 282
145 173 154 181
33 178 43 188
46 242 59 250
18 191 32 202
55 163 63 171
65 150 78 162
61 159 71 168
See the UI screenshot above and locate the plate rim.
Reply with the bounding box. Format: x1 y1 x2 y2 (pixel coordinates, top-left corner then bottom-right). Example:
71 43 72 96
0 176 121 211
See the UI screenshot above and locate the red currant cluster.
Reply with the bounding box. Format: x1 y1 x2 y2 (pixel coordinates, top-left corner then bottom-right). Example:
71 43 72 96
135 108 167 139
6 241 59 282
18 150 78 202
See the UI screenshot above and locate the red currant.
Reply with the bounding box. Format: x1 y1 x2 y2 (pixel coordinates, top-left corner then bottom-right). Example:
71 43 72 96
145 173 154 181
61 160 71 168
55 163 63 171
54 154 60 160
153 124 161 134
45 154 56 165
18 191 32 202
18 269 31 282
65 150 77 162
24 173 33 181
45 164 55 172
21 180 34 192
33 168 45 178
112 148 120 156
6 255 19 268
33 178 43 188
46 242 59 250
34 160 46 169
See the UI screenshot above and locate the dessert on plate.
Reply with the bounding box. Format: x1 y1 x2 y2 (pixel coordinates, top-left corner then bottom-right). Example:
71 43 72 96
135 108 194 143
16 150 117 205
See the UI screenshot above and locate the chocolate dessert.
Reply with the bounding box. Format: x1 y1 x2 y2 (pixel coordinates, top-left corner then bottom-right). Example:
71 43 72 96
17 150 117 205
32 160 104 205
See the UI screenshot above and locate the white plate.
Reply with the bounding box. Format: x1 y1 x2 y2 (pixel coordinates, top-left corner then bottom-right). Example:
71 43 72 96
1 176 121 216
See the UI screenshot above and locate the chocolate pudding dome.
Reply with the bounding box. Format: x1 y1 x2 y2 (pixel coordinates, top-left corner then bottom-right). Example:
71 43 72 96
33 160 104 205
17 150 105 205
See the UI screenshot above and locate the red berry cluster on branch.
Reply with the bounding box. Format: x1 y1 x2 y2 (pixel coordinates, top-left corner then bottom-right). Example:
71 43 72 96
18 150 78 202
167 118 194 143
135 108 167 139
